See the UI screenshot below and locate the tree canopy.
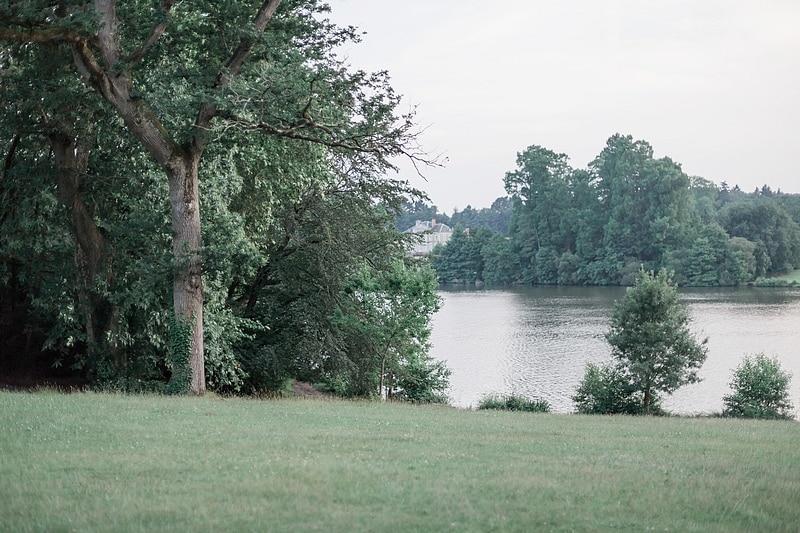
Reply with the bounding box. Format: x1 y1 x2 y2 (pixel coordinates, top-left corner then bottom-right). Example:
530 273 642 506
422 134 800 286
0 1 446 399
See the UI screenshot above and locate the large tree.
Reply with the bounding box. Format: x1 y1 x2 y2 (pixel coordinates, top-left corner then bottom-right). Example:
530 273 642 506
504 145 575 282
606 269 708 412
1 1 427 393
591 134 693 268
720 199 800 276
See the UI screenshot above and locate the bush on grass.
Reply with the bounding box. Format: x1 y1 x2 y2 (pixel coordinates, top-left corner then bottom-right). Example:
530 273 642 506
723 353 794 420
478 394 550 413
572 362 663 415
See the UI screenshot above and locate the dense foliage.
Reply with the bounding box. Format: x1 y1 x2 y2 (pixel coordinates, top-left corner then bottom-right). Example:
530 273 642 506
722 354 794 420
572 362 661 415
395 198 512 236
422 135 800 286
0 1 448 400
574 269 707 414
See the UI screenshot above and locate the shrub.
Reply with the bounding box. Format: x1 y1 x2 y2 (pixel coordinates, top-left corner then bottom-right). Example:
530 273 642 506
722 353 794 420
572 362 662 415
752 277 798 287
477 394 550 413
392 357 451 404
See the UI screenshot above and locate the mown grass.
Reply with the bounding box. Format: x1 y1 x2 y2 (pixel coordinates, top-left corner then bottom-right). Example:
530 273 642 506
773 268 800 283
1 391 798 532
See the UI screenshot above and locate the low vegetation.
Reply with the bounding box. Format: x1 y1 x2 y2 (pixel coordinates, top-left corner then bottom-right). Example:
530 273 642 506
477 393 550 413
723 353 794 420
572 362 662 415
2 391 799 532
755 268 800 286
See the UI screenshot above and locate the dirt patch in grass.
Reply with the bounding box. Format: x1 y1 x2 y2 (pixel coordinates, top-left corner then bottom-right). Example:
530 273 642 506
290 381 331 399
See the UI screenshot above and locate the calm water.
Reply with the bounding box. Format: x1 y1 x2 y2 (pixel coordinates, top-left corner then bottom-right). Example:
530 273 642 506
430 285 800 415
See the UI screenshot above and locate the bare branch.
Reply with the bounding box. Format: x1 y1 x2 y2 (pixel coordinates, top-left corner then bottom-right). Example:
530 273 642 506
225 116 432 168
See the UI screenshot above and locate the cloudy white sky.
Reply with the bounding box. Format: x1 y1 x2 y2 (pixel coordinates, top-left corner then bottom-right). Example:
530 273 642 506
328 1 800 212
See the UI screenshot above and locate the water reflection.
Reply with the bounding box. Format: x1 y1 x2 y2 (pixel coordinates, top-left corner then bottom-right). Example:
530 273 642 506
431 285 800 415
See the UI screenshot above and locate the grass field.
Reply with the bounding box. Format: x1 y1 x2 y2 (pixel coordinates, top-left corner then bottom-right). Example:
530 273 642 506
1 391 798 532
773 269 800 283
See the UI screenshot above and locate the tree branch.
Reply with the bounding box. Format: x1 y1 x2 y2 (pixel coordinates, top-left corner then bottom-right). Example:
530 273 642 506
70 40 176 166
224 0 284 82
237 119 380 152
125 0 173 70
192 0 283 153
3 134 21 180
224 115 439 174
0 26 84 45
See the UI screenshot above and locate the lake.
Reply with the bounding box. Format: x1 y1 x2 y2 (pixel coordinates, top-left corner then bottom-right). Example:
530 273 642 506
429 285 800 415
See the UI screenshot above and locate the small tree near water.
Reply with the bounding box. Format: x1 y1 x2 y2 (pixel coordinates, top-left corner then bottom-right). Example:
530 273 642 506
604 269 708 413
723 354 794 420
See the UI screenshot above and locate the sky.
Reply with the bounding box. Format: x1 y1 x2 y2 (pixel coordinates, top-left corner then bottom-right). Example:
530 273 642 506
327 0 800 212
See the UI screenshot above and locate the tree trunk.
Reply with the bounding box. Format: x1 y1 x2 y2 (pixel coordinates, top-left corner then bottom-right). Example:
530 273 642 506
50 132 120 373
380 356 386 401
167 154 205 394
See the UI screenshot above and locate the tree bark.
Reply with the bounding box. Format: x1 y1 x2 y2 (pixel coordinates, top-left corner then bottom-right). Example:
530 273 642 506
166 153 205 394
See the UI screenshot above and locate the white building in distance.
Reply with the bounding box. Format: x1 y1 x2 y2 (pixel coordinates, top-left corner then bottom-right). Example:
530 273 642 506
404 219 453 256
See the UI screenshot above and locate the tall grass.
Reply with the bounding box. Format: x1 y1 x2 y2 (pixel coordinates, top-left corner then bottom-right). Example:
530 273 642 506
1 391 798 532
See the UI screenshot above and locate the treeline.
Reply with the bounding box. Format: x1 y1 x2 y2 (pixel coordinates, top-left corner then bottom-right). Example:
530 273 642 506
396 197 513 236
424 134 800 286
0 1 448 400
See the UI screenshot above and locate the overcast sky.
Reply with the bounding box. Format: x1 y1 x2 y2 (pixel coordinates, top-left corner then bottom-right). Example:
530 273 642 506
328 1 800 212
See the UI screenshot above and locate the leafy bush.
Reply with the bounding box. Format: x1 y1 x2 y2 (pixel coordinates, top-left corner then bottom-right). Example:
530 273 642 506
752 277 798 287
329 260 448 403
202 304 253 394
392 356 451 404
572 362 662 415
478 394 550 413
722 354 794 420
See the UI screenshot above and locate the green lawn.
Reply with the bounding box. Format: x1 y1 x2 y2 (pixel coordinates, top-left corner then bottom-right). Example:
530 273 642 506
1 391 798 532
773 269 800 283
